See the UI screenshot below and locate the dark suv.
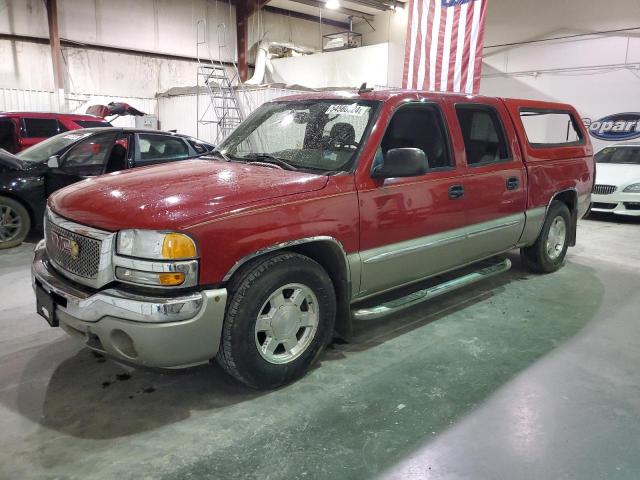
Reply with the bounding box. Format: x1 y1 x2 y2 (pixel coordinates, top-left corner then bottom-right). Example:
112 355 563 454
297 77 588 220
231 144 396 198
0 128 215 248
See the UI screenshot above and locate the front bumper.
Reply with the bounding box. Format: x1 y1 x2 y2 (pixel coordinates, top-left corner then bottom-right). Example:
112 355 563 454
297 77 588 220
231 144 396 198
591 192 640 216
31 242 228 368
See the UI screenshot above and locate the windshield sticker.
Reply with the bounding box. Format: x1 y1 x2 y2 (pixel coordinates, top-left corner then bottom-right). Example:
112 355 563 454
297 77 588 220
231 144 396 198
326 104 368 117
63 133 90 141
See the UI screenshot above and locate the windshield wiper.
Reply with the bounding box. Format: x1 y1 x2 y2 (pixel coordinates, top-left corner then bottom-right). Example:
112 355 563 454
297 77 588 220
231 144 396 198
244 154 298 171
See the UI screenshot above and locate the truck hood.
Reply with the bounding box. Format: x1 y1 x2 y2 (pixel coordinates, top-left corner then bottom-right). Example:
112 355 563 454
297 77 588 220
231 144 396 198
595 163 640 186
48 159 329 231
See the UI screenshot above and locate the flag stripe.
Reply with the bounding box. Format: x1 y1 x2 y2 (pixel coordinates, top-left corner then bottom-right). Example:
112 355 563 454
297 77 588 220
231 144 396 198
403 0 487 94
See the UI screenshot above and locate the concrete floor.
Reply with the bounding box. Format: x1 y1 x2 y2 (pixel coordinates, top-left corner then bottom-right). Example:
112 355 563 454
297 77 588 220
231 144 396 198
1 213 639 479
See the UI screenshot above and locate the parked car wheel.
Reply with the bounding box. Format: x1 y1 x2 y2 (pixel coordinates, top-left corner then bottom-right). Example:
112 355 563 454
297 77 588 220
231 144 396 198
216 252 336 389
521 201 571 273
0 196 31 249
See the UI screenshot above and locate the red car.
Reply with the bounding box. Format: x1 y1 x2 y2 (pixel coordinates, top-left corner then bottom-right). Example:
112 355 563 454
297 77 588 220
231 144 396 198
32 90 594 389
0 112 111 153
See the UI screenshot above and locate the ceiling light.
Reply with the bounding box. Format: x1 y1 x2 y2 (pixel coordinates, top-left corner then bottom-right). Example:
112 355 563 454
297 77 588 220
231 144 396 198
326 0 340 9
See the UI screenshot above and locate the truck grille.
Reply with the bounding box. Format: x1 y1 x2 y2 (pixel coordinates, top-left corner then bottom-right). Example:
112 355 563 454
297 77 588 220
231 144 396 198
593 184 616 195
45 217 102 279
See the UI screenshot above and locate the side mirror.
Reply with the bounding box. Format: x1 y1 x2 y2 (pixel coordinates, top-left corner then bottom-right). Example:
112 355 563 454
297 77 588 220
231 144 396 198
47 155 59 168
371 148 429 178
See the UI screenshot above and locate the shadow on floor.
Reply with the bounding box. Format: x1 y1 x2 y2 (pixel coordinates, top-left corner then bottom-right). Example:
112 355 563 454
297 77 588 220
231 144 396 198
585 211 640 224
0 252 605 478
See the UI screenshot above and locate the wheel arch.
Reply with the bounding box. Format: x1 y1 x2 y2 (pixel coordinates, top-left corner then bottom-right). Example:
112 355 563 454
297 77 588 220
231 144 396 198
223 237 354 341
548 188 578 246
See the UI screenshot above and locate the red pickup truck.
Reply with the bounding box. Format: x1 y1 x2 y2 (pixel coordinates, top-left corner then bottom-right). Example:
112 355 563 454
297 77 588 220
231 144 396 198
32 90 594 389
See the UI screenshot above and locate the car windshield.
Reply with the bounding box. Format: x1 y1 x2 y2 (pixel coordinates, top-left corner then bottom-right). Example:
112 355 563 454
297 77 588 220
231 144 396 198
218 99 379 173
17 131 95 162
595 146 640 165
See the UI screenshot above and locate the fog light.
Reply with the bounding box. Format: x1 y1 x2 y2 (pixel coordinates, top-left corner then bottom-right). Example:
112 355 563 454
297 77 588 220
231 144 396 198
116 267 186 286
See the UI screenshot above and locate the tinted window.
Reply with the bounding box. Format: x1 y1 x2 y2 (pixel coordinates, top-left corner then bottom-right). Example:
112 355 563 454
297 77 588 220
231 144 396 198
456 106 510 166
595 146 640 165
139 134 189 161
62 132 117 176
520 109 583 146
378 104 452 170
75 120 112 128
22 118 65 138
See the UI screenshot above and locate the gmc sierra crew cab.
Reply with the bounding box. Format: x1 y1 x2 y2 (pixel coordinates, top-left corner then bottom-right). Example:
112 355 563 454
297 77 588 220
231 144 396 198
31 90 594 389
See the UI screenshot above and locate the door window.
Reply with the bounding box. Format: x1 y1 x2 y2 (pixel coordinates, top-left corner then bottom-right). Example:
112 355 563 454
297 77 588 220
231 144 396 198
455 105 510 166
22 118 66 138
0 119 17 153
377 104 452 171
61 132 117 176
138 134 189 161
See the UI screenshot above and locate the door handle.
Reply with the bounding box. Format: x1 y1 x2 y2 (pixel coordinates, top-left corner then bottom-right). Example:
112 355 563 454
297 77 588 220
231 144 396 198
448 185 465 199
506 177 519 190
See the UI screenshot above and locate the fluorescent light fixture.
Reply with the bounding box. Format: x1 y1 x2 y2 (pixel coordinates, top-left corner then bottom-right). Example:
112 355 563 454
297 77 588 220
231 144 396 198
326 0 340 9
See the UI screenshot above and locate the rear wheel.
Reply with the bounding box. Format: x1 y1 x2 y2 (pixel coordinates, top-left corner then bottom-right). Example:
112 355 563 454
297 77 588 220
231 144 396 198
0 196 30 249
216 252 336 389
521 201 571 273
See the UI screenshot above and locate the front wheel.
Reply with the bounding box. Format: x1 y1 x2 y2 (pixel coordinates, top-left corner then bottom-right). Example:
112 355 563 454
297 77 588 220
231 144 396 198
0 196 31 249
520 201 571 273
216 252 336 389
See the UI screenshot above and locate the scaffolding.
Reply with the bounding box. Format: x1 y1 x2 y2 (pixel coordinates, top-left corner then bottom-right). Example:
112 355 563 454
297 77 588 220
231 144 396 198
196 19 245 144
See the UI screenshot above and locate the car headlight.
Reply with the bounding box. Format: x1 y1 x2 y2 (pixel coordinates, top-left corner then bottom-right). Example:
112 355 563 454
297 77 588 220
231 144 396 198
117 230 197 260
115 230 198 288
623 183 640 193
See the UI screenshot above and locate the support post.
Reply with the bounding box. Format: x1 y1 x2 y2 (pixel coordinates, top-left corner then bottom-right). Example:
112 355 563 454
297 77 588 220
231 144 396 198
236 2 249 82
46 0 66 110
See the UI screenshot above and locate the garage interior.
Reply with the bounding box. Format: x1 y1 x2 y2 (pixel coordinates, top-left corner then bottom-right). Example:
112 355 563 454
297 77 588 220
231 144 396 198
1 0 640 478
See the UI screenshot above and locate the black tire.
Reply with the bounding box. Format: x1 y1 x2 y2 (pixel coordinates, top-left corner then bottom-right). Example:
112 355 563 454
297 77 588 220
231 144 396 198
216 252 336 389
520 201 571 273
0 196 31 249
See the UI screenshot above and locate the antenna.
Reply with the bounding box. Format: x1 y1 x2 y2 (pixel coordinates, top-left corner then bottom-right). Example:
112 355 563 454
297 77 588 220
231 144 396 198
358 82 374 94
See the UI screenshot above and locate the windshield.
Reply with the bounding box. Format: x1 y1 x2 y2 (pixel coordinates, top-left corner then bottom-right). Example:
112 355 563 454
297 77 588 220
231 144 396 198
218 99 379 173
17 131 95 162
595 146 640 165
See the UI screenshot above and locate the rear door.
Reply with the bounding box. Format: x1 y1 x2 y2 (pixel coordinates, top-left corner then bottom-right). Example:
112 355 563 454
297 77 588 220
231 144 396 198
448 98 527 262
356 101 469 297
45 132 117 195
133 133 192 166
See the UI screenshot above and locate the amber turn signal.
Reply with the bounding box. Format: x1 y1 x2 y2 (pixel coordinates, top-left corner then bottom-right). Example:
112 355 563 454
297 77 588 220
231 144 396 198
158 272 186 286
162 233 197 259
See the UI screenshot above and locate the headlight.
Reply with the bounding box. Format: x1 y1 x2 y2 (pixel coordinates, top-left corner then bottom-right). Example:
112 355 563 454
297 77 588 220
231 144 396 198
117 230 197 259
115 230 198 288
623 183 640 193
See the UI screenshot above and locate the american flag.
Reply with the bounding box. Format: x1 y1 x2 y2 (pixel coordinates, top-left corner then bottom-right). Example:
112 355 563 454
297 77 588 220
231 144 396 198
402 0 488 94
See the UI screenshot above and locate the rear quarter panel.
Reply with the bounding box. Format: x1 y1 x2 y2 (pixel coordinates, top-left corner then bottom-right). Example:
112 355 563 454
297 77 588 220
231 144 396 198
503 99 594 216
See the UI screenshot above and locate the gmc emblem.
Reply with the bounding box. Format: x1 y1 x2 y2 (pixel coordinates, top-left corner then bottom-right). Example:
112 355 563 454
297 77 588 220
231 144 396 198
51 231 80 260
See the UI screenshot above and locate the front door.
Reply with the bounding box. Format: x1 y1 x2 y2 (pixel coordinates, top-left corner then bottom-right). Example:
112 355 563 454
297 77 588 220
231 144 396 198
449 100 527 262
0 118 18 153
45 132 117 196
356 102 468 297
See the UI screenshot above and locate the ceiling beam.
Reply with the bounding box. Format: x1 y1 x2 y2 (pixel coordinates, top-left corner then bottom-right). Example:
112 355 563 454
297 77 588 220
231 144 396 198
287 0 375 21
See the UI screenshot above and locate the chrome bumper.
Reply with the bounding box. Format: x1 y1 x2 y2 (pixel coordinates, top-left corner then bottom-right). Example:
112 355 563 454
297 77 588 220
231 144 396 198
32 241 228 368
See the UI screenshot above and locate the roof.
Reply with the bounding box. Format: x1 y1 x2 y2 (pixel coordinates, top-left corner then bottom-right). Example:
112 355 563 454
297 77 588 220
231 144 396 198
0 111 104 120
58 127 209 141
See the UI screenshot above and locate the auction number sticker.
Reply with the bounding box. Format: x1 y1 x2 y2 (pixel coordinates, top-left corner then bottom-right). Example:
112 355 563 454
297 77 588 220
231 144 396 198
326 104 368 116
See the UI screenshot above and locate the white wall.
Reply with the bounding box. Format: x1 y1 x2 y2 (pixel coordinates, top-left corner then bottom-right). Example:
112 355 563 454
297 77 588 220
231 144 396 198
270 43 389 88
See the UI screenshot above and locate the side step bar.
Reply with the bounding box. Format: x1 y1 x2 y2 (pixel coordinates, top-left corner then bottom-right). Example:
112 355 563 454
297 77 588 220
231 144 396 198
352 258 512 321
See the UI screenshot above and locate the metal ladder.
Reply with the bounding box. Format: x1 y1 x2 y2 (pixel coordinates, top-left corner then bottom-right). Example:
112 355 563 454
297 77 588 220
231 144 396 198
196 19 244 144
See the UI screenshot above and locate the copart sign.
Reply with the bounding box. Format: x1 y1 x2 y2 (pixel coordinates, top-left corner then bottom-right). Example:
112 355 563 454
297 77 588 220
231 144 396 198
585 113 640 141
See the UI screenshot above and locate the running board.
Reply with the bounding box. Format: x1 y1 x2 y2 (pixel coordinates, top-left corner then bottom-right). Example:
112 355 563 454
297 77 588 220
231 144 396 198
352 258 512 321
